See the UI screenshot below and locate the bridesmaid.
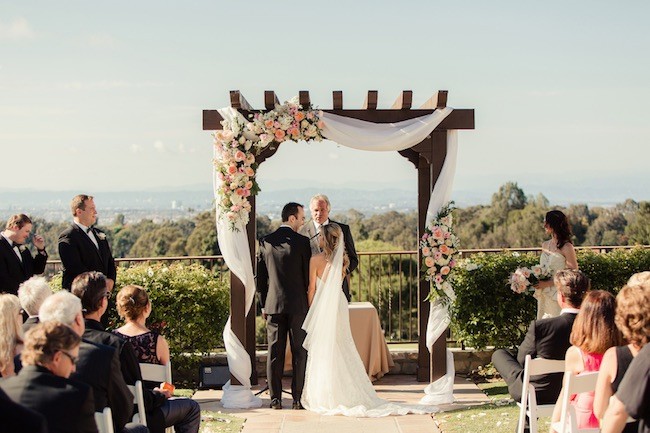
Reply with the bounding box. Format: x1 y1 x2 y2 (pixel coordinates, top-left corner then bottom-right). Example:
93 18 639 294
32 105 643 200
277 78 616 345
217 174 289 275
534 210 578 319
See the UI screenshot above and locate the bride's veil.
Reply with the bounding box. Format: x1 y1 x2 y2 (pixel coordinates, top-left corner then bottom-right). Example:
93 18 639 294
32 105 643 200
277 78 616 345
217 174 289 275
301 225 345 358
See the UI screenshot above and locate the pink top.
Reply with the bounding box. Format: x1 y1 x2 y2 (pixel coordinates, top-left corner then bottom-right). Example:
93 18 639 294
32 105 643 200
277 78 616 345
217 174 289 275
570 350 604 429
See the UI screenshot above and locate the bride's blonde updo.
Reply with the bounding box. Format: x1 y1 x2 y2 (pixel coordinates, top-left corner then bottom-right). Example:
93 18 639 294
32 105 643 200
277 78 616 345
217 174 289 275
116 285 149 321
320 223 350 278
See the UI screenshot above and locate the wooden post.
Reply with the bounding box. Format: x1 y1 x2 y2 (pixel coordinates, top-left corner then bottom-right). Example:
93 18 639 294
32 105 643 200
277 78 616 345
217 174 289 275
229 274 246 385
246 196 258 385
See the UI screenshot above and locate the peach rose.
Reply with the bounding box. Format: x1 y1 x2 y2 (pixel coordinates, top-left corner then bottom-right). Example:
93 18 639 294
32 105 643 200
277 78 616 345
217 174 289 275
274 129 286 140
234 151 246 162
440 266 450 275
244 167 255 177
227 165 237 175
295 111 305 121
425 257 435 268
264 119 274 128
440 245 450 255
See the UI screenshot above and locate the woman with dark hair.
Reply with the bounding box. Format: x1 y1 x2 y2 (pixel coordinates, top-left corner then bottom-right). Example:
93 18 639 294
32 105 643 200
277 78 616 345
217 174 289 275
550 290 623 431
534 210 579 319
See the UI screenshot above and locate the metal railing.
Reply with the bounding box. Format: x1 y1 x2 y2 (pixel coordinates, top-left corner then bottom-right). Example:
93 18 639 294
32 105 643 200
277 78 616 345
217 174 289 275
43 245 648 344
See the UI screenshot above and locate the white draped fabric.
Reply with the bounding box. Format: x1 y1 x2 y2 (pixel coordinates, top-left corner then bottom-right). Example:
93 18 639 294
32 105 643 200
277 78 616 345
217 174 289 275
213 106 457 408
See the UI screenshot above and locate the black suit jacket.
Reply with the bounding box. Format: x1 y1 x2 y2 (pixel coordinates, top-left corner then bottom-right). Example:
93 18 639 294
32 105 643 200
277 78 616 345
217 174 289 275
0 237 47 295
257 226 311 315
0 386 48 433
299 219 358 301
517 312 578 398
0 364 97 433
58 224 116 290
72 340 132 433
83 319 166 433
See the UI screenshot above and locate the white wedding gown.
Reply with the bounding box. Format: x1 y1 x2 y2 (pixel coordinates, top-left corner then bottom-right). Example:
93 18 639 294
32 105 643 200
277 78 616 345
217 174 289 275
301 240 436 417
533 248 566 320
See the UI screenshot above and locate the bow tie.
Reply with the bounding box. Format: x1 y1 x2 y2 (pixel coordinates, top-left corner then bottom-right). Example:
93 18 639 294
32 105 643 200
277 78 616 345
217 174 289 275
86 227 93 233
13 242 23 248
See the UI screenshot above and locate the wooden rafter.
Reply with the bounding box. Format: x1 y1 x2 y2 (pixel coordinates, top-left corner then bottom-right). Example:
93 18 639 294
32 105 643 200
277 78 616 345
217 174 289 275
391 90 413 110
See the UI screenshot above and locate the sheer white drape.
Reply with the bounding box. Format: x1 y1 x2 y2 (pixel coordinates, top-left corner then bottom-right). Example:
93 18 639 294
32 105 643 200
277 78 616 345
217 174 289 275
213 107 457 408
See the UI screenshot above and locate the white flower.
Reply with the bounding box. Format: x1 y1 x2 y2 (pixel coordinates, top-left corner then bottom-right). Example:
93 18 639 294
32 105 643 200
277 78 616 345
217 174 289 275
97 232 106 241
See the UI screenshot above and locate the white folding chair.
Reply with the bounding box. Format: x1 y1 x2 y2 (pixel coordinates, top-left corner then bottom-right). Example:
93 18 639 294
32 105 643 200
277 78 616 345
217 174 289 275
139 362 173 385
127 380 147 427
139 363 173 433
517 355 566 433
551 371 600 433
94 407 114 433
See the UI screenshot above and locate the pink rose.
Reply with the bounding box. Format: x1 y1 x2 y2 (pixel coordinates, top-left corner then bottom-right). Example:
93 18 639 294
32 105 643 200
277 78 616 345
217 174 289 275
433 227 444 239
234 151 246 162
236 188 246 196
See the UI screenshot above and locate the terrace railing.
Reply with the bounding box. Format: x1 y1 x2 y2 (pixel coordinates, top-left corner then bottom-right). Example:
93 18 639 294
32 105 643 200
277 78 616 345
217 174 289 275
43 245 646 344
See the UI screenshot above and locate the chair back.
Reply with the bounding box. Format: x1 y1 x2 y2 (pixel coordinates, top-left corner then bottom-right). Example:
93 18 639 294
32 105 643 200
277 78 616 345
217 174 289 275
517 355 566 433
140 362 172 384
554 371 600 433
94 407 114 433
127 380 147 427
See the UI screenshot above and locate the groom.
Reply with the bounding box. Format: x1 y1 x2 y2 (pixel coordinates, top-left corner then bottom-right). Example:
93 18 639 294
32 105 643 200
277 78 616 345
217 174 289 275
257 202 311 410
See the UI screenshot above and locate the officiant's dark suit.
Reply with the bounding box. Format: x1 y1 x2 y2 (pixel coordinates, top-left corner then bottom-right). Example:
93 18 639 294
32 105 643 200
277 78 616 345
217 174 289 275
299 194 358 302
492 269 589 405
257 202 311 409
0 214 47 295
58 195 116 291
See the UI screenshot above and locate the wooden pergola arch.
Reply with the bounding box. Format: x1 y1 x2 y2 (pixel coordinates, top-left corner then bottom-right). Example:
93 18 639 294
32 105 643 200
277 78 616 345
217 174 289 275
203 90 475 384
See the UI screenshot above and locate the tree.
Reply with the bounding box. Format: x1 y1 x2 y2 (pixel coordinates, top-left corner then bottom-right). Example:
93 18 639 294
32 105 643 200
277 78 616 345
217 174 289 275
186 211 219 256
490 181 527 225
626 201 650 245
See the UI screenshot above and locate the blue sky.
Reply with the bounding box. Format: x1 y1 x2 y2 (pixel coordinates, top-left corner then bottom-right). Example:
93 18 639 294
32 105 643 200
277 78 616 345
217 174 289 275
1 1 648 205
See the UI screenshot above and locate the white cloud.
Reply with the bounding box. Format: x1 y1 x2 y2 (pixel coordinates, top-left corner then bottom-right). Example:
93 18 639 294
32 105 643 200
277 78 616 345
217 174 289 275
0 18 35 41
130 144 143 154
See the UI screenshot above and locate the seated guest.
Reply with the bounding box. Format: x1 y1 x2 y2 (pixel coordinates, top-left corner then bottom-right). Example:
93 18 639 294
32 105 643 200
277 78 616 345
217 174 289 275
492 269 590 405
0 294 24 377
72 271 200 433
17 276 52 333
600 343 650 433
39 291 146 433
594 276 649 432
0 387 48 433
0 321 97 433
550 290 623 431
113 285 170 365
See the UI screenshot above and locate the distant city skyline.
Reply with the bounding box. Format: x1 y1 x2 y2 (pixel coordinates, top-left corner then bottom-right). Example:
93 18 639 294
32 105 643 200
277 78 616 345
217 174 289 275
1 1 648 205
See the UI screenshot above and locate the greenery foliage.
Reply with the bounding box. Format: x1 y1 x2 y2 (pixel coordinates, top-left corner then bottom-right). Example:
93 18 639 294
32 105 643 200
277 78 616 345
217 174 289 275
451 247 650 349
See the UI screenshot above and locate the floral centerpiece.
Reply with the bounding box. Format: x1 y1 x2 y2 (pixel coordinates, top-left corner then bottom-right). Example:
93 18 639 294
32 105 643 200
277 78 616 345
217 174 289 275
420 202 460 304
212 98 324 228
509 264 553 294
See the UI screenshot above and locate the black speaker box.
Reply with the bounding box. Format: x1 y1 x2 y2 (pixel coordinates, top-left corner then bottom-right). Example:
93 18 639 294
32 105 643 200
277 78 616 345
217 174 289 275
198 365 230 390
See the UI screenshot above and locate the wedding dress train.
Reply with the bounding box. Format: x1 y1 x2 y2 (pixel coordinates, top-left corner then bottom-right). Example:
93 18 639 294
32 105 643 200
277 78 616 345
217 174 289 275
301 240 436 417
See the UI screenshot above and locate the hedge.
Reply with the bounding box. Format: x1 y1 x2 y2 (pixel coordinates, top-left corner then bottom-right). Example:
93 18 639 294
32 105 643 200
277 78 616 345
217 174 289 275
50 263 231 373
451 247 650 350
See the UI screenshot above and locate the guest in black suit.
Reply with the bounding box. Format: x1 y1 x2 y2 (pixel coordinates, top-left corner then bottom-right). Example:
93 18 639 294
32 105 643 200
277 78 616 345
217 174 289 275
0 214 47 295
492 269 591 405
257 202 312 410
17 276 52 334
58 195 116 292
38 291 145 433
0 387 48 433
72 271 199 433
299 194 358 302
0 321 98 433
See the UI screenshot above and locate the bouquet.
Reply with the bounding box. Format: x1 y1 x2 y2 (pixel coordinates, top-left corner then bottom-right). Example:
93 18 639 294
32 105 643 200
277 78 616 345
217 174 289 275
420 202 460 304
509 264 553 294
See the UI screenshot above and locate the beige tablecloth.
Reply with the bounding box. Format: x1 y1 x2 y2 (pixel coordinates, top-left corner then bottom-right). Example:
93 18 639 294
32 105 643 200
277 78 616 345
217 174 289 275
282 301 394 381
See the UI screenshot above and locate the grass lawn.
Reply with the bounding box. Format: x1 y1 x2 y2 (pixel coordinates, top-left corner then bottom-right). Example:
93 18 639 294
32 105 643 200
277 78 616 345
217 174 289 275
436 381 551 433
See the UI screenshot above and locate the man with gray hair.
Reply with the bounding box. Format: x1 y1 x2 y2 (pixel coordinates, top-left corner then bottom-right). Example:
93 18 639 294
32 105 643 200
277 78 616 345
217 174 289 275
39 291 144 433
18 276 52 333
299 193 359 302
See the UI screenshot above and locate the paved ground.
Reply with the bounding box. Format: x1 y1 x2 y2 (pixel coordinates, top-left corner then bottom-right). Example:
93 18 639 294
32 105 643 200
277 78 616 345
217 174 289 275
193 375 490 433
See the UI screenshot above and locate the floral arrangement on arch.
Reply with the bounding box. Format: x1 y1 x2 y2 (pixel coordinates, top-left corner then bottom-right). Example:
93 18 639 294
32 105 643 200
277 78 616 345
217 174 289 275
212 97 325 227
509 265 553 294
420 202 460 305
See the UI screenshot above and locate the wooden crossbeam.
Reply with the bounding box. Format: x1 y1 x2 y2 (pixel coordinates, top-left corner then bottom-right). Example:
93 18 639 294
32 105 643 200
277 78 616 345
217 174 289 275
420 90 448 109
299 91 310 108
264 91 279 110
230 90 253 110
333 91 343 109
363 90 378 110
391 90 413 109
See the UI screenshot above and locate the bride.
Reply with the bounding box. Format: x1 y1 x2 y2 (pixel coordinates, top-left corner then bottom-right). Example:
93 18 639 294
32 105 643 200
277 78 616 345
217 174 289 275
533 210 578 319
301 223 435 416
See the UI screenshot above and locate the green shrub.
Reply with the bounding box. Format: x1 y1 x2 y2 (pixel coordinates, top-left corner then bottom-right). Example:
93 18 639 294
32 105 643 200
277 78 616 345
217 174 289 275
451 247 650 350
49 263 230 373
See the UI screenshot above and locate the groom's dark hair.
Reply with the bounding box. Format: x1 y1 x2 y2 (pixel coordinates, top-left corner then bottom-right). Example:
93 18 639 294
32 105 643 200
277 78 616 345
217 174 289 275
281 202 303 222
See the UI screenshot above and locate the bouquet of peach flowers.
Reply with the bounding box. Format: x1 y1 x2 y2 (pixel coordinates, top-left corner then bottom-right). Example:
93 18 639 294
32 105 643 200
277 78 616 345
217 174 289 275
509 265 553 294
